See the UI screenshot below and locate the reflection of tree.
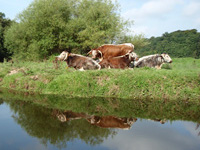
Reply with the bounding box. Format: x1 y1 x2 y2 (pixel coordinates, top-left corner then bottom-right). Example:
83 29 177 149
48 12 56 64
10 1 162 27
6 100 116 149
196 123 200 136
0 98 3 105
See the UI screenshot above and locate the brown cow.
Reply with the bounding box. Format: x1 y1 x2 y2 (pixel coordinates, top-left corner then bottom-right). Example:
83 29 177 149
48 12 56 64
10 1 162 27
56 51 101 71
87 116 137 130
88 43 134 60
99 52 138 69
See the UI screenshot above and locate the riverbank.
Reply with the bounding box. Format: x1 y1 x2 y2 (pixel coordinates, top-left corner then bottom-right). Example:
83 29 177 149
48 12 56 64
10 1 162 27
0 58 200 101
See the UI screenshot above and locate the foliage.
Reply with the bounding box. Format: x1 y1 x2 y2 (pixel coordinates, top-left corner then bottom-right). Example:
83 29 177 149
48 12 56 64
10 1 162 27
0 12 12 62
138 29 200 58
116 34 150 51
4 0 130 61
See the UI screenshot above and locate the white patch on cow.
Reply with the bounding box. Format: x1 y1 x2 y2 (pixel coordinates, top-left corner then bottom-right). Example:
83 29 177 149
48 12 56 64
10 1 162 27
122 43 134 48
129 52 138 60
92 59 101 70
79 67 85 71
134 54 158 66
121 127 131 130
161 54 172 63
56 51 69 61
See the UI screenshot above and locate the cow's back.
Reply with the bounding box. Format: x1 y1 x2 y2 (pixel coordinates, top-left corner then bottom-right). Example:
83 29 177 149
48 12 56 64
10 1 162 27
135 54 162 68
97 44 134 58
68 55 100 70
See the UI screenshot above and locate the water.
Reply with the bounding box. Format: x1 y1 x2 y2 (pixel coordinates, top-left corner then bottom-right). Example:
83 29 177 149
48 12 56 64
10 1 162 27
0 98 199 150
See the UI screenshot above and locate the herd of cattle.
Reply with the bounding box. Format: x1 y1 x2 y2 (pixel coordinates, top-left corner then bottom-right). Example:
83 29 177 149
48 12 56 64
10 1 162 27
56 43 172 71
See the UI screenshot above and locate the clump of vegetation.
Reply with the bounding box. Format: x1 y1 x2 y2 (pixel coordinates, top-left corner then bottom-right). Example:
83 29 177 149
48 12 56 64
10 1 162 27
4 0 132 61
0 12 12 62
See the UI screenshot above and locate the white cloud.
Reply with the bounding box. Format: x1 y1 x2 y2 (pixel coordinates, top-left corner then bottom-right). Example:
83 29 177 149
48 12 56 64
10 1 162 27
120 0 200 37
102 120 200 150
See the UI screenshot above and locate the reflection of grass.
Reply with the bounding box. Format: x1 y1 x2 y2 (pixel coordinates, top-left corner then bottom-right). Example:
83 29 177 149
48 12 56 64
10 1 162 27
0 58 200 101
1 89 200 123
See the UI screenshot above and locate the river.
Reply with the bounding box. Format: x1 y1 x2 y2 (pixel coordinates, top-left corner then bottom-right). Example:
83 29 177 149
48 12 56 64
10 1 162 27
0 96 200 150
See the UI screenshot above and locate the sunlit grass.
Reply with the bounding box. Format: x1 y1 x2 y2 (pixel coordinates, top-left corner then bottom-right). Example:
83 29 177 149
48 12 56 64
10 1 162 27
0 58 200 101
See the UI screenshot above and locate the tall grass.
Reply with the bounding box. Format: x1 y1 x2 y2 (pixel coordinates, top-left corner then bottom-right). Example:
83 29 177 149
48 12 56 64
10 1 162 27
0 58 200 101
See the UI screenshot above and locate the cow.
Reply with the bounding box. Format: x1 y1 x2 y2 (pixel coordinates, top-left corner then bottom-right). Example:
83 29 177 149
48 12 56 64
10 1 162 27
87 116 137 130
56 51 101 71
53 110 89 122
99 52 138 69
134 53 172 69
87 43 134 61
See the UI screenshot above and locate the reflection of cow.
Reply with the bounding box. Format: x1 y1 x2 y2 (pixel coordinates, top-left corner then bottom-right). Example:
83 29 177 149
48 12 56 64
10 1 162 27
56 51 101 70
87 116 137 130
151 119 166 124
134 53 172 69
88 43 134 60
99 52 138 69
54 110 88 122
53 110 137 130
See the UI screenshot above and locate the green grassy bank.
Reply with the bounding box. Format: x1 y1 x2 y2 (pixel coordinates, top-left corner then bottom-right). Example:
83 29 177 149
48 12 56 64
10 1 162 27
0 58 200 101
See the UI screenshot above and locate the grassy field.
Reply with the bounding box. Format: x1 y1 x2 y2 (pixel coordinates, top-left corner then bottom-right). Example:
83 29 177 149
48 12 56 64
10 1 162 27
0 57 200 101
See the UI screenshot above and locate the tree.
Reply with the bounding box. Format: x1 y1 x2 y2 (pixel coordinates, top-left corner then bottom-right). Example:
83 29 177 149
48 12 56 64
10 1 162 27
138 29 200 58
5 0 130 61
0 12 12 62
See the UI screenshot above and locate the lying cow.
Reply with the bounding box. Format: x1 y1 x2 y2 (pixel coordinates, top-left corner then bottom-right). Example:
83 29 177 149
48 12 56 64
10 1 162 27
134 53 172 69
56 51 101 70
54 110 89 122
87 116 137 130
99 52 138 69
87 43 134 61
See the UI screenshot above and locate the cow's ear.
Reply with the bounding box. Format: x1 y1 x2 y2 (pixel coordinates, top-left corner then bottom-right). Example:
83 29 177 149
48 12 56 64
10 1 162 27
161 54 165 58
98 50 102 58
63 52 69 61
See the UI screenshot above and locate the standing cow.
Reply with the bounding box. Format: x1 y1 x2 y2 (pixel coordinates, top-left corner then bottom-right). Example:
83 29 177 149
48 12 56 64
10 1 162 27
134 53 172 69
56 51 101 70
87 43 134 61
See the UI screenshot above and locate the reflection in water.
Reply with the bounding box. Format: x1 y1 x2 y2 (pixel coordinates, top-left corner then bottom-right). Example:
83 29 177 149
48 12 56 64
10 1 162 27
54 110 137 130
6 100 117 149
0 91 200 150
196 124 200 136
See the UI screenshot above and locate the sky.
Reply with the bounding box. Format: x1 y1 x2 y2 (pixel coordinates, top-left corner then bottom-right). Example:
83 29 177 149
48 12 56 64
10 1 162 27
0 0 200 38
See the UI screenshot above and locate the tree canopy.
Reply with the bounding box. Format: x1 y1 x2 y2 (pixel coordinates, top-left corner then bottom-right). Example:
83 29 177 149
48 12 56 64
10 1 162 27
0 12 12 62
5 0 130 61
138 29 200 58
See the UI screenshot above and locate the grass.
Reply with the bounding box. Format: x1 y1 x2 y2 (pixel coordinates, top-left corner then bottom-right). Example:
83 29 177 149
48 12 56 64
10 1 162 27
0 57 200 101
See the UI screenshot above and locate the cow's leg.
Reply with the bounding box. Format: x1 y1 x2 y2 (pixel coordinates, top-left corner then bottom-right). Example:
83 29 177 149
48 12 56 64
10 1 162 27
156 65 161 69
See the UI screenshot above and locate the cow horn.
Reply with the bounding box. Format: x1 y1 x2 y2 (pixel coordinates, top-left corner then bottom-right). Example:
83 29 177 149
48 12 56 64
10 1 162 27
87 50 92 55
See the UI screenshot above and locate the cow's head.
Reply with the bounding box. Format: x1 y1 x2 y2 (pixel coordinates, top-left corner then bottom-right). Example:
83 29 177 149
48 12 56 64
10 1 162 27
56 51 69 61
87 50 102 59
127 52 139 61
161 53 172 63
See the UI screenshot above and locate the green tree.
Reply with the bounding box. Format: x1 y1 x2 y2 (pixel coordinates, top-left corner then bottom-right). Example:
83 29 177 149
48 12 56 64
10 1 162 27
5 0 130 61
138 29 200 58
116 34 149 52
0 12 12 62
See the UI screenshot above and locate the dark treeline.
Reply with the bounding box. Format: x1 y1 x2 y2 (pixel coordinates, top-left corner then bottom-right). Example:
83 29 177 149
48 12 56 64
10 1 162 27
0 12 12 62
137 29 200 58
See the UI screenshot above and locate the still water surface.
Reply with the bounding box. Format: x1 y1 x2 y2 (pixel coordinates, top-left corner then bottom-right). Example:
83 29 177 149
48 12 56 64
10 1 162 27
0 99 200 150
